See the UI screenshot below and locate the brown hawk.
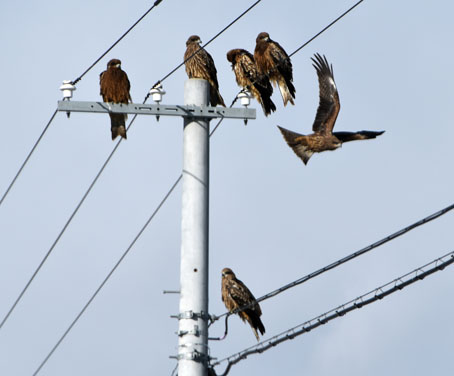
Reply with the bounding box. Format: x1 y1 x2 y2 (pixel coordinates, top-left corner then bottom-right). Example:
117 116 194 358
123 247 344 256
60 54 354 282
99 59 131 140
184 35 225 107
226 48 276 116
254 32 295 106
221 268 265 341
278 53 384 164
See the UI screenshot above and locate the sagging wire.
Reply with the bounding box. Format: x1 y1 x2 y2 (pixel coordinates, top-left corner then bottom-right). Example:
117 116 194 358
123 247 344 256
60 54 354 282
212 251 454 376
208 203 454 328
147 0 263 100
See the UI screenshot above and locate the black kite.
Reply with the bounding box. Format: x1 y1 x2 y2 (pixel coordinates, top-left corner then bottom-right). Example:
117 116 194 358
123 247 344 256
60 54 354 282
221 267 265 341
99 58 131 140
227 48 276 116
184 35 225 107
278 53 384 164
254 32 295 106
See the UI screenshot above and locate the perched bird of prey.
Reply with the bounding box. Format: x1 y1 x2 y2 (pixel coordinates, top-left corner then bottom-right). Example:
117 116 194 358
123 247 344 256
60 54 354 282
278 53 384 165
99 59 132 140
221 268 265 341
226 48 276 116
254 32 295 106
184 35 225 107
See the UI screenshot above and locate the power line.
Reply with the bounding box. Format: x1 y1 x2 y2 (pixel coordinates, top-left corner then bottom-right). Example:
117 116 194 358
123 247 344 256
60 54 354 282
212 250 454 376
0 1 165 210
210 203 454 323
147 0 263 95
0 113 142 332
0 109 57 209
71 0 164 85
289 0 365 58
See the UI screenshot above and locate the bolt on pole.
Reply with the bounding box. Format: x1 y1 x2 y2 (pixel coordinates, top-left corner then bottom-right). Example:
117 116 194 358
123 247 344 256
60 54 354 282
178 79 210 376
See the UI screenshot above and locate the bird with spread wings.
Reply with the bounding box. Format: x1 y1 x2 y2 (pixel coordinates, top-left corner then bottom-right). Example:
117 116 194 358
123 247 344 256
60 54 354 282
184 35 225 107
221 268 265 341
99 59 131 140
226 48 276 116
278 53 384 164
254 32 295 106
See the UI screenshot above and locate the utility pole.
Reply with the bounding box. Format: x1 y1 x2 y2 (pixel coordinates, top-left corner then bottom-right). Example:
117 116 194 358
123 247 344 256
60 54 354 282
177 79 210 376
57 78 255 376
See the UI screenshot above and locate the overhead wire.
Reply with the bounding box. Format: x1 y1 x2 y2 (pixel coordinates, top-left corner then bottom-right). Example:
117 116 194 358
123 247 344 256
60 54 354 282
0 0 164 210
212 250 454 376
289 0 365 58
0 109 58 209
147 0 263 95
71 0 164 85
210 203 454 325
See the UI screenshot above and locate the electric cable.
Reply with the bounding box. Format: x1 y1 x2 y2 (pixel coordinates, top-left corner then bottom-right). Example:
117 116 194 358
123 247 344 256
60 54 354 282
213 250 454 376
0 1 165 210
210 203 454 324
147 0 263 96
289 0 365 58
71 0 164 85
0 109 57 209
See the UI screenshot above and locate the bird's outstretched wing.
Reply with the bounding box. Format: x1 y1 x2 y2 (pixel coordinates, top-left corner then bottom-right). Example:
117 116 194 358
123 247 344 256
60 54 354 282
311 53 340 134
333 130 385 142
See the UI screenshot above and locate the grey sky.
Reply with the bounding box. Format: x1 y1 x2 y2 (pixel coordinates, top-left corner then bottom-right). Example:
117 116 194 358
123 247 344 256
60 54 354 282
0 1 453 375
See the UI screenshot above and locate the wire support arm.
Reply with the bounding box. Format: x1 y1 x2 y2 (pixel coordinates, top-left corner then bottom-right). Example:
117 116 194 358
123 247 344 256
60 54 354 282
213 251 454 376
57 101 256 120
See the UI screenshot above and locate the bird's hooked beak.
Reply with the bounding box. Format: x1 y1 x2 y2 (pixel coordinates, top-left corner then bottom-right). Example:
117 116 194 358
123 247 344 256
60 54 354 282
115 63 121 68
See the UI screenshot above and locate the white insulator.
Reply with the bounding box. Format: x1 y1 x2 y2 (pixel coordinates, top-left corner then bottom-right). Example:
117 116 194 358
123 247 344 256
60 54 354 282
149 84 166 103
238 90 251 107
60 80 76 100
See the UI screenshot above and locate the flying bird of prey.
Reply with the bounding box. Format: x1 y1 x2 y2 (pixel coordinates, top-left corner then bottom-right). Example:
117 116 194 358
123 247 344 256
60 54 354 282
254 32 295 106
226 48 276 116
221 268 265 341
99 58 132 140
278 53 384 164
184 35 226 107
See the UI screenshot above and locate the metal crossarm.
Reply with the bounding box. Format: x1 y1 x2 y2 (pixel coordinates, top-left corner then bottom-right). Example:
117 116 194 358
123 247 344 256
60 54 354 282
57 100 256 120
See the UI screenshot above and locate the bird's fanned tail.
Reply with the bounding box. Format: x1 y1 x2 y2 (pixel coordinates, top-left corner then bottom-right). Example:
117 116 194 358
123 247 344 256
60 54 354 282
278 126 313 165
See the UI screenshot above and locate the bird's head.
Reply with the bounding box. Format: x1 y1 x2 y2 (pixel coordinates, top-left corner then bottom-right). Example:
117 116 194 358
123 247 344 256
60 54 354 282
226 49 238 63
107 59 121 69
256 32 270 43
222 268 235 279
186 35 201 46
333 138 342 149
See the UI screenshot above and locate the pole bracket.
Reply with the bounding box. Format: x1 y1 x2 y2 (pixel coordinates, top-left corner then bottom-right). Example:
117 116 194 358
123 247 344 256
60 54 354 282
171 310 211 321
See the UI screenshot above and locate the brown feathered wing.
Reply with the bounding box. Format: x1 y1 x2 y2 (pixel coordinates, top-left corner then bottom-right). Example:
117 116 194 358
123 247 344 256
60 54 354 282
311 53 340 135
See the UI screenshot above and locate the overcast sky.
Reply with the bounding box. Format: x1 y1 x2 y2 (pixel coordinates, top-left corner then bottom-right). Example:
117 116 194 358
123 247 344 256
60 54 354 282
1 1 453 375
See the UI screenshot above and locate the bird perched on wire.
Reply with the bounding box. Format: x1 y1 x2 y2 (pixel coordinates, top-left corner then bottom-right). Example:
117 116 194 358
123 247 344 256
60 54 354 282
221 268 265 341
254 32 295 106
226 48 276 116
184 35 226 107
99 59 132 140
278 53 384 165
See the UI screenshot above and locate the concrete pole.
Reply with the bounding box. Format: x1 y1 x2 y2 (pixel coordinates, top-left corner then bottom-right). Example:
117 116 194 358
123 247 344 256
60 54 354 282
178 79 210 376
